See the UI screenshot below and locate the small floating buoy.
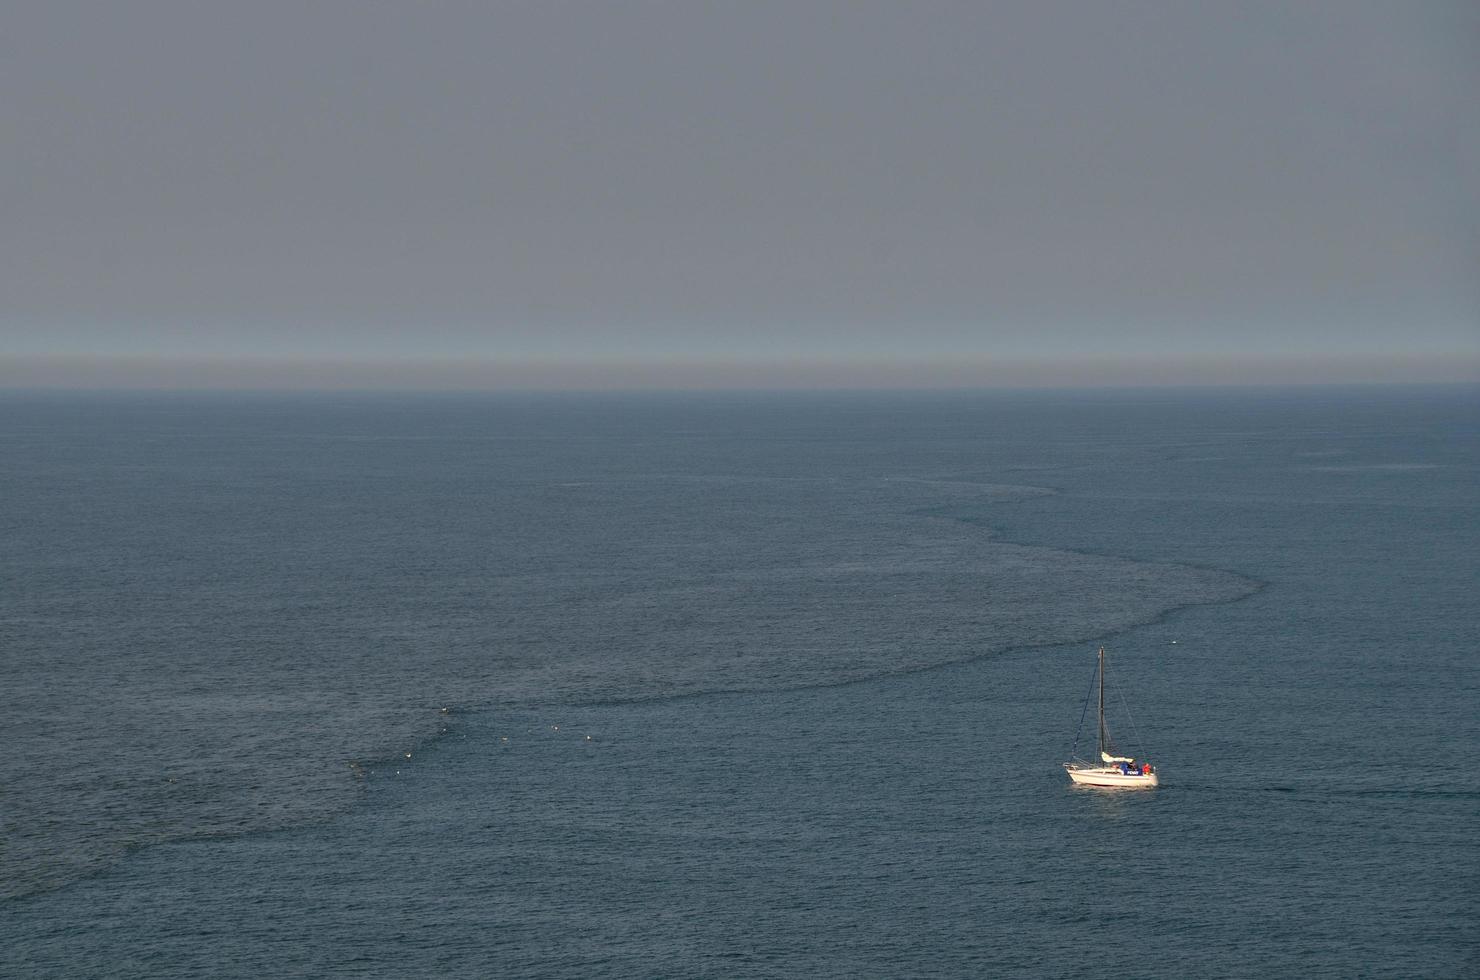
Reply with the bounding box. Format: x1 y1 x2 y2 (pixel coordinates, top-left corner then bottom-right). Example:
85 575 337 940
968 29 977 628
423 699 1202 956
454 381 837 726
404 752 412 759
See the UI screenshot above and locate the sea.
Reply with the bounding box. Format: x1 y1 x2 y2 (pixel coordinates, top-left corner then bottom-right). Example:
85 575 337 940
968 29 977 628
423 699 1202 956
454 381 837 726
1 385 1476 978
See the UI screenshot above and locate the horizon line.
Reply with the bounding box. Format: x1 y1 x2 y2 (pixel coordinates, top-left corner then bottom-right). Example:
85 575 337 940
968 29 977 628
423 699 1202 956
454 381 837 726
2 351 1477 392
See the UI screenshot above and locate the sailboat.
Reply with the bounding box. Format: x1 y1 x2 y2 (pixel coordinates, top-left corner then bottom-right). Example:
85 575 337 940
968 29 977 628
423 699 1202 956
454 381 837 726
1064 646 1159 788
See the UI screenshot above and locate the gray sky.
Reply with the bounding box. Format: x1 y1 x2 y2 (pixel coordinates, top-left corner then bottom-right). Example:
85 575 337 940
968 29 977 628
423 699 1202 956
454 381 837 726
3 1 1477 388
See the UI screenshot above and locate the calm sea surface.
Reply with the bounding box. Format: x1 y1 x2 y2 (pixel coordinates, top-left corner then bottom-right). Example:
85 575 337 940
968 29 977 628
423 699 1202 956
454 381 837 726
2 386 1476 977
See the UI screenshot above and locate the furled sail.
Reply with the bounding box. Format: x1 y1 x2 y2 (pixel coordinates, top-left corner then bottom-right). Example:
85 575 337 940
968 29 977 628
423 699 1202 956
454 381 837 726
1100 752 1136 764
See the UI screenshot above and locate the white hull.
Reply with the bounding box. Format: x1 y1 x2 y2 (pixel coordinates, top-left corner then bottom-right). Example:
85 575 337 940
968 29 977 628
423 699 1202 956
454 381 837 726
1065 766 1159 789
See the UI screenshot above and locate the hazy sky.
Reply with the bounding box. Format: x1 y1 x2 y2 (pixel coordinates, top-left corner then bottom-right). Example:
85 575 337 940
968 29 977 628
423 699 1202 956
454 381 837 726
3 1 1477 388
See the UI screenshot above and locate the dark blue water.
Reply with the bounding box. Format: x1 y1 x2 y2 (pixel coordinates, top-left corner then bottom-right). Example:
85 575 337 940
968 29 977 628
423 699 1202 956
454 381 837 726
2 387 1476 977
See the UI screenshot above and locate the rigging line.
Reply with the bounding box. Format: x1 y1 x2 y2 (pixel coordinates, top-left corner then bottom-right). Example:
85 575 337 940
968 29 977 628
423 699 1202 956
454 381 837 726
1114 673 1149 758
1068 657 1099 762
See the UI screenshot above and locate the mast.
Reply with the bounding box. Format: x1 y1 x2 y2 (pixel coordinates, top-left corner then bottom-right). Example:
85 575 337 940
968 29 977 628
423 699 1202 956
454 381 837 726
1097 647 1106 759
